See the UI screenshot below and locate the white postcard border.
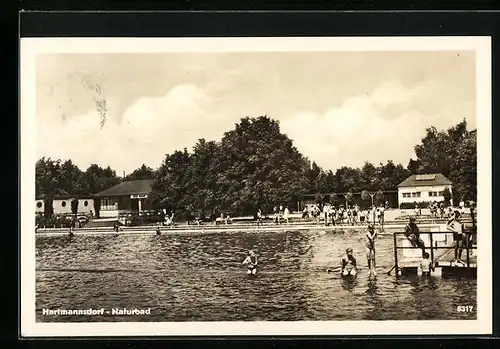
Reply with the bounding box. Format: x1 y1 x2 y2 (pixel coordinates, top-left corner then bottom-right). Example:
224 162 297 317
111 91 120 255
20 36 492 337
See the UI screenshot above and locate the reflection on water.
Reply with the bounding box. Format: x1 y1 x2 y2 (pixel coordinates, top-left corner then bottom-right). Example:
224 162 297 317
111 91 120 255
35 229 476 322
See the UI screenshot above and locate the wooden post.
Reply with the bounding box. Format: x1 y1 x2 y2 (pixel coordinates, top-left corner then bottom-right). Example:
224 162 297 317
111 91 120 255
393 232 399 275
466 232 470 269
429 231 434 263
435 240 438 268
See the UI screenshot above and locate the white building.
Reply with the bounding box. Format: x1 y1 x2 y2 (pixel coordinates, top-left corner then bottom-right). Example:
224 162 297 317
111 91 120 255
35 197 95 215
397 173 453 207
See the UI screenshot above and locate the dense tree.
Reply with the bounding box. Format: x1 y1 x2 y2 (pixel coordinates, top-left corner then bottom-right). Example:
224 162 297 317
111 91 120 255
59 160 85 195
360 162 379 191
344 191 354 207
81 164 121 195
147 116 311 217
413 120 476 201
361 190 370 203
329 193 340 206
36 158 65 218
36 118 476 220
443 187 452 205
321 170 337 193
210 116 309 215
375 189 385 206
146 149 192 216
407 158 421 174
315 193 324 207
306 161 322 193
36 158 64 198
187 139 219 218
335 166 362 193
35 158 121 218
451 130 477 201
124 164 156 181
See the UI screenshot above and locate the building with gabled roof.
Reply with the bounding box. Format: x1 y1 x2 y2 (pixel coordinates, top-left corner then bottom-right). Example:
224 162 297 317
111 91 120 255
397 173 453 207
93 179 156 218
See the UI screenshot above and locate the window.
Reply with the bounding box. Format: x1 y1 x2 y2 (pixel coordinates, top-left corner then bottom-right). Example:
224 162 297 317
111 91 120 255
429 191 438 197
84 201 88 207
61 201 67 207
101 198 118 211
402 193 411 198
439 191 445 196
36 201 43 208
411 192 421 198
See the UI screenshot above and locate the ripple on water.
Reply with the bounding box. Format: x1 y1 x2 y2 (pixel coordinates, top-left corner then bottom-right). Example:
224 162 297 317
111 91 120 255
35 229 477 322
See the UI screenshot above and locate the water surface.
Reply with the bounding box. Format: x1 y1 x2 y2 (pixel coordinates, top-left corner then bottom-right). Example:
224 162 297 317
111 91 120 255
36 229 477 322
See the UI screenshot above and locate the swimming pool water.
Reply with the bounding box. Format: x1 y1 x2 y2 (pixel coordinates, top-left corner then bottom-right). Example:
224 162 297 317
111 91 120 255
35 229 477 321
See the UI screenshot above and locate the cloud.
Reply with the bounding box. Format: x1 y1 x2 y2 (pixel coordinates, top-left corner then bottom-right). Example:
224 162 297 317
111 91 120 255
280 79 466 172
35 52 476 176
36 83 231 174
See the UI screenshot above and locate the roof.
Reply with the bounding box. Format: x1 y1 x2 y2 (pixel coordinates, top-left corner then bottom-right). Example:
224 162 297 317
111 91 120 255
35 194 93 200
36 195 71 201
397 173 452 188
93 179 156 197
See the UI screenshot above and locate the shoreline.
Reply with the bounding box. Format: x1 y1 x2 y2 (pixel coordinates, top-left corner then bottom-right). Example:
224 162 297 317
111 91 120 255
35 221 451 237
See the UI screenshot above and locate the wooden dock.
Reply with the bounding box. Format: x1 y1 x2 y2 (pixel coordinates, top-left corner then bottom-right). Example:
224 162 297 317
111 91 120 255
394 229 477 277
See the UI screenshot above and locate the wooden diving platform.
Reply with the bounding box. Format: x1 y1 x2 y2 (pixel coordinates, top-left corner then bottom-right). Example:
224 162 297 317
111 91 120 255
393 227 477 277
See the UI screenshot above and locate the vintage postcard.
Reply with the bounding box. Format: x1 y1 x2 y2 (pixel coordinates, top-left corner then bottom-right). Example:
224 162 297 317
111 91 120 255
20 37 492 336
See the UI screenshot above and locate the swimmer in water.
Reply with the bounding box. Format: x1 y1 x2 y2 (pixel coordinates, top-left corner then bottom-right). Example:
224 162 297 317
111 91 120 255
242 250 258 275
341 247 357 276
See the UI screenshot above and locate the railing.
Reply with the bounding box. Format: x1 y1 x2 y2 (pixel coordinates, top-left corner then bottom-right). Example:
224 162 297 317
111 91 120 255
393 230 477 273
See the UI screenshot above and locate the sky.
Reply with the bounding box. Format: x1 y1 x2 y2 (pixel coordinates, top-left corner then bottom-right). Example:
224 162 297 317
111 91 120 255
35 50 476 175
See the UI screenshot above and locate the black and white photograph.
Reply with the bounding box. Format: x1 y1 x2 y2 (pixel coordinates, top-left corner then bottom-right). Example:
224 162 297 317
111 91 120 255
20 37 492 336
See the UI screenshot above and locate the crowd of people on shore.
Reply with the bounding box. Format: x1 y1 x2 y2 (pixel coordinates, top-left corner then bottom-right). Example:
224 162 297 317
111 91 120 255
301 203 386 227
416 198 475 219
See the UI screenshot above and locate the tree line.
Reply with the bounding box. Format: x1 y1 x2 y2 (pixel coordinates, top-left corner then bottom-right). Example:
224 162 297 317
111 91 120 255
35 116 476 219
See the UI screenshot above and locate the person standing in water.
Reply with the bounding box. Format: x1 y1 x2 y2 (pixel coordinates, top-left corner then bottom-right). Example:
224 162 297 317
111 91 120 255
365 224 377 276
420 252 433 277
447 210 465 265
242 250 258 275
